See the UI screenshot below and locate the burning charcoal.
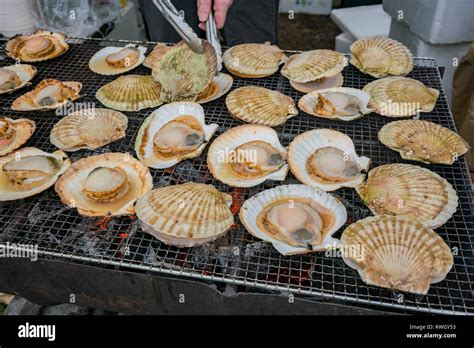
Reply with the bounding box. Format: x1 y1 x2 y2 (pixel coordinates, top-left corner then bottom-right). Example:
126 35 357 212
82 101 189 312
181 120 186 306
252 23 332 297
27 197 70 225
172 161 207 183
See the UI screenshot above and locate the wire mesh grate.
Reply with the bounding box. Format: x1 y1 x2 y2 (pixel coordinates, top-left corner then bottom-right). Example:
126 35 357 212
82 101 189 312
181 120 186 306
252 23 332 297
0 38 472 315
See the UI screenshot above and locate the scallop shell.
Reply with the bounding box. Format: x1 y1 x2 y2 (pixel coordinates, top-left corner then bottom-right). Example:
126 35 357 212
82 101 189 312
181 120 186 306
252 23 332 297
135 182 234 247
143 44 172 69
225 86 298 127
0 147 70 201
11 79 82 111
289 129 370 191
0 117 36 156
281 49 345 83
135 102 218 169
350 36 413 78
0 64 37 94
96 75 162 111
290 73 344 94
356 163 458 228
89 44 147 75
378 120 469 164
223 43 287 78
55 152 153 217
207 124 288 187
196 73 233 104
240 184 347 255
50 108 128 152
6 30 69 62
341 215 453 294
363 77 439 117
298 87 372 121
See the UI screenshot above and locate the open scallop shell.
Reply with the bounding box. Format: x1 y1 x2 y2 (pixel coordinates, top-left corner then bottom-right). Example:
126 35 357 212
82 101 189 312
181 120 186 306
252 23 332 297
356 163 458 228
143 44 172 69
363 77 439 117
0 147 70 201
96 75 162 111
223 43 287 78
341 215 453 294
378 120 469 164
0 64 37 94
0 117 36 156
240 184 347 255
290 73 344 94
207 124 288 187
11 79 82 111
350 36 413 78
289 129 370 191
6 30 69 62
135 102 218 169
226 86 298 127
89 44 147 75
135 182 234 247
50 108 128 152
298 87 372 121
55 152 153 217
196 73 233 104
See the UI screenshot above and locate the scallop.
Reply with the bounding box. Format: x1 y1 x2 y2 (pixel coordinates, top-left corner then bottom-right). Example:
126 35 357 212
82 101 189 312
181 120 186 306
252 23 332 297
6 30 69 62
12 79 82 111
196 73 233 104
0 117 36 156
378 120 469 164
55 152 153 217
363 77 439 117
207 124 288 187
89 44 147 75
0 64 37 94
289 129 370 191
152 40 217 102
0 147 70 201
225 86 298 127
96 75 162 111
223 43 287 78
298 87 372 121
341 215 453 295
350 36 413 78
50 108 128 152
143 43 172 69
135 182 234 247
290 73 344 94
135 102 218 169
240 184 347 255
356 163 458 228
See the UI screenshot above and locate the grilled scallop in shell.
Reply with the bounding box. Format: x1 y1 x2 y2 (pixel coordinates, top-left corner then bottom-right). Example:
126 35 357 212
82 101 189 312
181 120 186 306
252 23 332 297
0 65 37 94
196 73 233 104
341 215 453 295
0 117 36 156
135 182 234 247
6 30 69 62
240 184 347 255
89 44 147 75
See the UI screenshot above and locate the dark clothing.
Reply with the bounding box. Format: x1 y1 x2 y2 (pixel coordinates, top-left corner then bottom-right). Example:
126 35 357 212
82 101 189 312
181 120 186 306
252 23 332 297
139 0 279 45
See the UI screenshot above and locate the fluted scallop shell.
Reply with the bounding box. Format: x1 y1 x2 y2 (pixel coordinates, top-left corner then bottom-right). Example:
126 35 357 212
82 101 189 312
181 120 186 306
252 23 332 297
281 49 345 83
0 147 70 201
6 30 69 62
298 87 372 121
50 108 128 152
135 182 234 247
135 102 218 169
341 215 453 294
143 44 172 69
356 163 458 228
288 129 370 191
363 77 439 117
0 117 36 156
12 79 82 111
226 86 298 126
96 75 162 111
350 36 413 78
290 73 344 94
89 44 147 75
240 184 347 255
0 64 37 94
55 152 153 217
223 43 287 78
207 124 288 187
196 73 233 104
379 120 469 164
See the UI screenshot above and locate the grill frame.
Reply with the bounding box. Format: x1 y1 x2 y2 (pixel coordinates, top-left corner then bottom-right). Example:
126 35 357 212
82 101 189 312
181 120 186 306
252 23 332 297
0 37 472 315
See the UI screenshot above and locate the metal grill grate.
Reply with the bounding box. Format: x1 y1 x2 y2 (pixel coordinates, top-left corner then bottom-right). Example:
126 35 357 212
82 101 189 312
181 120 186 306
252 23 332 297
0 38 472 315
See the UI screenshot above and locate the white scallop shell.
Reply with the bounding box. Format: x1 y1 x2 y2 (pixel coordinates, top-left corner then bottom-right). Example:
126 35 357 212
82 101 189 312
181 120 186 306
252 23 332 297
290 73 344 94
0 64 37 94
196 73 233 104
89 44 147 75
0 117 36 156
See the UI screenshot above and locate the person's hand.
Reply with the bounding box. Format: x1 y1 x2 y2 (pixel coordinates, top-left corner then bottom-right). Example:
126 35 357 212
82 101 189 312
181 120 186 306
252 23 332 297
198 0 233 30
